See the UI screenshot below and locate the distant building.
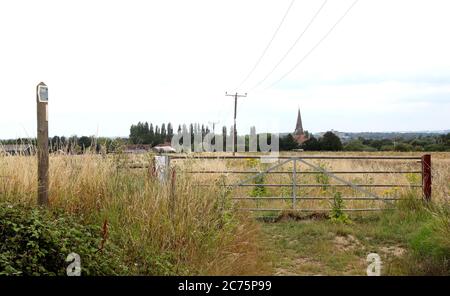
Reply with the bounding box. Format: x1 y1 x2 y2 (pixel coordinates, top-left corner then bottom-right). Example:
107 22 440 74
293 108 308 144
152 143 176 153
124 144 151 154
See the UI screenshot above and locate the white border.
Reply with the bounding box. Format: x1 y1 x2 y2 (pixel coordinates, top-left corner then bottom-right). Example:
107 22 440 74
38 84 48 102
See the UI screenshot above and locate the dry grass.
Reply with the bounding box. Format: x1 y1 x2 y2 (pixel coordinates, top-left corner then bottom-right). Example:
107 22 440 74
171 151 449 212
0 150 448 275
0 152 268 275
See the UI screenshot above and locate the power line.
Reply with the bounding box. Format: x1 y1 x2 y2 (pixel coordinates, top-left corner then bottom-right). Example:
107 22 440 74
235 0 295 90
251 0 328 91
267 0 359 89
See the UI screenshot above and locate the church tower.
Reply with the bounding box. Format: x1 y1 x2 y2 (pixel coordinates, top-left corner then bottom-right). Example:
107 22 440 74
294 108 304 135
293 108 308 144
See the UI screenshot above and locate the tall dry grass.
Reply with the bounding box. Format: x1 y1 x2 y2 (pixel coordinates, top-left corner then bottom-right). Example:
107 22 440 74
0 153 268 275
0 151 448 275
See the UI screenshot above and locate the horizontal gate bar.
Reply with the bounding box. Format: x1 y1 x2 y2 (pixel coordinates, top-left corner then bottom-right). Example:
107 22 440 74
231 196 401 200
169 155 422 160
237 208 394 212
185 170 422 174
196 184 422 188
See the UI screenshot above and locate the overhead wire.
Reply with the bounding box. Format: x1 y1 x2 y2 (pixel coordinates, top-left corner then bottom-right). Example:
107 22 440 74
251 0 328 91
235 0 296 90
266 0 359 89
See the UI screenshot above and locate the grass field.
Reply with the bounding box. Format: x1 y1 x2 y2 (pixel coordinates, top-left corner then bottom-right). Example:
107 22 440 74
0 151 449 275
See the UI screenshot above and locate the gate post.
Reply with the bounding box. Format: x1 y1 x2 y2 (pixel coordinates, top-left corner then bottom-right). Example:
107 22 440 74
154 155 170 183
421 154 431 201
292 159 297 209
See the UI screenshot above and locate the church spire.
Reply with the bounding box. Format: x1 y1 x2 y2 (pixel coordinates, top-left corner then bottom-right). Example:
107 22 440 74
294 108 304 135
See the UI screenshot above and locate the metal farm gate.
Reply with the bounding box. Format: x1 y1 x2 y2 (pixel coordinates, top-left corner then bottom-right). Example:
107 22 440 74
167 154 432 213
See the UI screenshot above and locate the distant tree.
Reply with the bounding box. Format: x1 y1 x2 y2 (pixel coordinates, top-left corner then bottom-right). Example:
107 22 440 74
129 124 139 144
51 136 60 151
424 143 447 151
302 135 320 151
78 136 92 150
167 123 174 141
154 125 161 145
280 134 299 151
319 132 343 151
344 140 376 152
222 126 227 149
60 136 67 149
161 123 167 142
149 124 155 143
392 142 414 152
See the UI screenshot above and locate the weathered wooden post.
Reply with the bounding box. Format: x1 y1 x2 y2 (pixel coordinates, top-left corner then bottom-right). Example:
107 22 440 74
154 155 170 183
421 154 431 201
36 82 49 206
292 159 297 209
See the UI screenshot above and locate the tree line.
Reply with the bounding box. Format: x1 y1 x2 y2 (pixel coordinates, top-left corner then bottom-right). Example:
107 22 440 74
2 130 449 153
280 132 450 152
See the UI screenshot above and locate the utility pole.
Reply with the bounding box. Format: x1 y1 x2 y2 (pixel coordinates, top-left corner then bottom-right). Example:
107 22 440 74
225 92 247 156
36 82 49 206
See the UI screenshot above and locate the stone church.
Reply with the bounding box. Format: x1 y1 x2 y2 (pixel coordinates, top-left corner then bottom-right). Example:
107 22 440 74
293 108 308 144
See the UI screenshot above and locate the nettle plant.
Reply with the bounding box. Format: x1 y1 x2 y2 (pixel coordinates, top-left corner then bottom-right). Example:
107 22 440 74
251 175 267 197
330 191 351 224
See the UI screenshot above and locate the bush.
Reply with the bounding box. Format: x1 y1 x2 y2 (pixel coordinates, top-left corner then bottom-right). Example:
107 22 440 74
408 205 450 275
0 202 127 275
329 192 351 224
251 175 267 197
344 140 377 151
394 143 413 152
424 144 447 152
302 136 320 151
380 145 394 151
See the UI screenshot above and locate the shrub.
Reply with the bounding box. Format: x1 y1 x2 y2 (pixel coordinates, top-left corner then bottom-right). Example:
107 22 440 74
0 201 127 275
251 175 267 197
329 192 351 224
408 205 450 275
394 143 413 152
344 140 377 151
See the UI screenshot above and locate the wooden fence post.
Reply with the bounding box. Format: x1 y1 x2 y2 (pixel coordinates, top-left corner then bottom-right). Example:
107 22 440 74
154 155 170 183
36 82 49 206
421 154 431 201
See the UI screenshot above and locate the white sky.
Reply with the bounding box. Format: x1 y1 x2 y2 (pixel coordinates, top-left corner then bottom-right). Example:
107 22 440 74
0 0 449 139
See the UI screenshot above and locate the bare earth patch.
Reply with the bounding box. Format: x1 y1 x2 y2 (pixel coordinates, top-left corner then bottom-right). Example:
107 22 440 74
333 234 364 252
380 246 406 257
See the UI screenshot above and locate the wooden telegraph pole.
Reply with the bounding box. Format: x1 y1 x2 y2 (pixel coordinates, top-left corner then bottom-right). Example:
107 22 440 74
36 82 49 206
225 92 247 156
421 154 432 201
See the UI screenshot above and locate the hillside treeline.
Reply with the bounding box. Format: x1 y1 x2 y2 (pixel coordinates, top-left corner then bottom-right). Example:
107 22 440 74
1 130 449 153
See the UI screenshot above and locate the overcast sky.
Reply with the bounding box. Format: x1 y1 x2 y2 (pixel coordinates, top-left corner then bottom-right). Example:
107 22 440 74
0 0 449 139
